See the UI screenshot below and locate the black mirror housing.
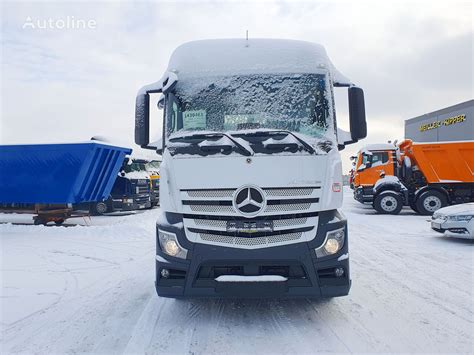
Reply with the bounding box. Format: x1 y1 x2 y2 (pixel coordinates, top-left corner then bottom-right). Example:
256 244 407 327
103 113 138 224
348 86 367 141
135 93 150 147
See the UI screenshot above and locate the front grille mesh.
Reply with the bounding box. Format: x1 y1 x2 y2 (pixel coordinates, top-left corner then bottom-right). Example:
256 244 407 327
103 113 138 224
199 232 302 246
185 187 317 199
194 219 228 229
189 205 235 213
265 188 314 196
265 203 312 212
193 217 308 229
182 186 320 248
273 217 308 228
186 189 234 198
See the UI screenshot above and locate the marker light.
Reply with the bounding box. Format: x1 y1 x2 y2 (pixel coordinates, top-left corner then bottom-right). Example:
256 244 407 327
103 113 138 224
332 183 342 192
158 230 188 259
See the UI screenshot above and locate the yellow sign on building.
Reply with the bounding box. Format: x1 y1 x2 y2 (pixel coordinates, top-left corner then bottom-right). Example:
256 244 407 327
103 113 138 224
419 114 466 132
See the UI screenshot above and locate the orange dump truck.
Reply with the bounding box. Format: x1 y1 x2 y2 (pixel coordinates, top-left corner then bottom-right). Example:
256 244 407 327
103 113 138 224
353 139 474 215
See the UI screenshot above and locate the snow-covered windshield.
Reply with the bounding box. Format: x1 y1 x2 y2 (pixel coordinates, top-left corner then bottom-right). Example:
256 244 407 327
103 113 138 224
146 161 161 172
166 73 333 143
124 161 147 173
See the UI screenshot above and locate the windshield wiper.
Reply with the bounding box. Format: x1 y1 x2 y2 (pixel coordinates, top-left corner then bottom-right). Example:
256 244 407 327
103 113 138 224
235 130 316 154
273 130 316 154
170 132 254 156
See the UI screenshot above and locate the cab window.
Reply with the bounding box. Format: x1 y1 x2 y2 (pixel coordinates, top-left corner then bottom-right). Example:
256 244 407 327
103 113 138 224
371 152 389 164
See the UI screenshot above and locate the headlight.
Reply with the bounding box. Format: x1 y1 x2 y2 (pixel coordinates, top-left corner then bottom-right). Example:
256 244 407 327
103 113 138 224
158 230 188 259
122 198 134 204
447 215 473 222
432 212 445 220
315 227 345 258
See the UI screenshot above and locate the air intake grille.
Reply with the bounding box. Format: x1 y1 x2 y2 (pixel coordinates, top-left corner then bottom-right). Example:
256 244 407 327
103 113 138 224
199 231 302 246
189 205 235 213
265 203 312 213
181 185 321 248
185 189 234 198
265 188 314 196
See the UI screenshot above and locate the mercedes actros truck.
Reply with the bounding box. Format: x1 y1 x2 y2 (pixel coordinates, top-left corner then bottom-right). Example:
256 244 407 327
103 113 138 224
135 39 367 298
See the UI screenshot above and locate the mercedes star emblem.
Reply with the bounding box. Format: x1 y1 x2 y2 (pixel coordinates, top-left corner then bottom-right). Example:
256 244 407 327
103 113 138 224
233 185 266 217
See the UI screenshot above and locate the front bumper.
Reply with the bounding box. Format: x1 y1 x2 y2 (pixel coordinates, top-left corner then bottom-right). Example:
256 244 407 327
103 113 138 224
431 219 473 239
155 210 351 298
354 186 374 204
112 194 151 211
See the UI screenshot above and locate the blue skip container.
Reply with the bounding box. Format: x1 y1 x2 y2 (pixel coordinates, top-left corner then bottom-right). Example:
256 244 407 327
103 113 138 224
0 142 132 204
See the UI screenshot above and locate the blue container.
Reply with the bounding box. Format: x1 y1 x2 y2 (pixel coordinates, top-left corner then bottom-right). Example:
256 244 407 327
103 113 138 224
0 142 132 204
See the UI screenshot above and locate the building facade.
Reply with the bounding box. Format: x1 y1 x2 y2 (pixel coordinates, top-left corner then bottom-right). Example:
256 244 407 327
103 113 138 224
405 100 474 142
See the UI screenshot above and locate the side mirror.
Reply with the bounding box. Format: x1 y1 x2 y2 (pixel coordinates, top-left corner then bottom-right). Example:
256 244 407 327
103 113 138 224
135 93 150 147
135 92 165 151
348 86 367 141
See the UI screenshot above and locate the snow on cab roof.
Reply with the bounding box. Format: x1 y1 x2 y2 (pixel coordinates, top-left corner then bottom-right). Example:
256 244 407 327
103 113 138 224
166 39 350 84
360 143 397 152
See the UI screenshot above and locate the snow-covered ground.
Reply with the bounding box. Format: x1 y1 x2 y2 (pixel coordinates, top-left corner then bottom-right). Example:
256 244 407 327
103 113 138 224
1 188 473 354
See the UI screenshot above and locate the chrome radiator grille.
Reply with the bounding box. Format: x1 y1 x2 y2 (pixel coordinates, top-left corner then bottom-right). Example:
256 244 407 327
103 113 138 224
181 186 321 249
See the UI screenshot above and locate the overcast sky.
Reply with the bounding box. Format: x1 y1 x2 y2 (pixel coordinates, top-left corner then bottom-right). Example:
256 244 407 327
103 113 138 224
1 0 472 171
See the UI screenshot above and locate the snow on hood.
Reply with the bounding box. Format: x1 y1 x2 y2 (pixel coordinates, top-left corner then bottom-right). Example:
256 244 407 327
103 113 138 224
436 203 474 216
123 171 150 180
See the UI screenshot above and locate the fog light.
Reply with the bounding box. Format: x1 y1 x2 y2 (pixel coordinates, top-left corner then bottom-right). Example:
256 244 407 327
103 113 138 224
161 268 170 278
334 267 344 277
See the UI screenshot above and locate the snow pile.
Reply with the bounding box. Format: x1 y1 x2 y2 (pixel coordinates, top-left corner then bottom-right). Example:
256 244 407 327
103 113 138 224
123 171 150 180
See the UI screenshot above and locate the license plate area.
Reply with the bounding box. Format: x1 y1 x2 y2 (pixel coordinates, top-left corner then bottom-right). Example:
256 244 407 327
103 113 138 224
226 220 274 234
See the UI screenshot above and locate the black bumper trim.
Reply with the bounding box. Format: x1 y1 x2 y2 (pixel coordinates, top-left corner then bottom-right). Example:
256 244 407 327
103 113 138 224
155 209 350 298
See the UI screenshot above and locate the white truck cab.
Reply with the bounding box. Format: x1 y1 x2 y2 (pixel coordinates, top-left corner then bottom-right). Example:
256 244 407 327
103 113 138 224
135 39 366 298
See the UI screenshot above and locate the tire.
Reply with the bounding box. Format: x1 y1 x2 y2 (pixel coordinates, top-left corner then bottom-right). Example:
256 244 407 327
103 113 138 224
54 219 65 226
94 201 109 215
34 218 45 225
409 199 419 213
416 190 447 216
373 191 403 215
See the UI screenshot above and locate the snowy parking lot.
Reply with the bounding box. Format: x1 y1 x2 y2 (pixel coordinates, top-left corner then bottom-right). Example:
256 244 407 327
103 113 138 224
1 189 473 354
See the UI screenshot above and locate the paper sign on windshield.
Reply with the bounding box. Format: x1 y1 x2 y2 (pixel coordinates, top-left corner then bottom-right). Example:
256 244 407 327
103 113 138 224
183 110 207 130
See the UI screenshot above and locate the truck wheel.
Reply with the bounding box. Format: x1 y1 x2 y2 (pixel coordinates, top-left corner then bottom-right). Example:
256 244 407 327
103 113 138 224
34 218 46 225
416 190 447 215
94 201 109 215
373 191 403 214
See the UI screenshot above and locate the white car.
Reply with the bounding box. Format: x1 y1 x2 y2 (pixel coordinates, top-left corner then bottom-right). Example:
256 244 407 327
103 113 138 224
431 203 474 239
